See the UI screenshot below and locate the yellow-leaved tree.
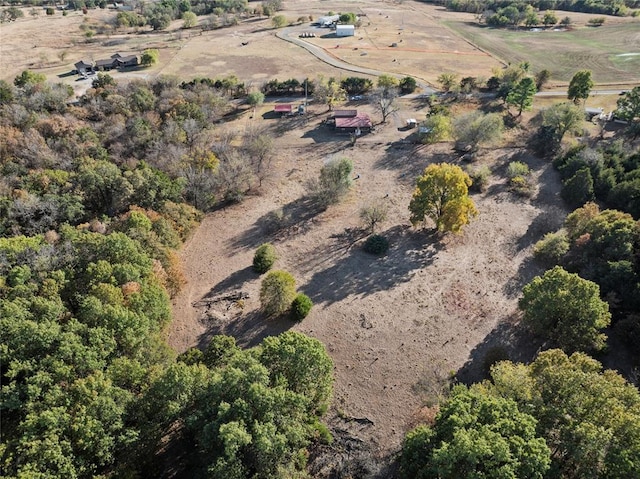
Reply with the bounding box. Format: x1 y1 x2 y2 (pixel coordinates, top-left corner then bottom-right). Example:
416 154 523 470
409 163 478 234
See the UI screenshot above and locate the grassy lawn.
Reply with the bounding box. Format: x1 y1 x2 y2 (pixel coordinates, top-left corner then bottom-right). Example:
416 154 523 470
444 21 640 84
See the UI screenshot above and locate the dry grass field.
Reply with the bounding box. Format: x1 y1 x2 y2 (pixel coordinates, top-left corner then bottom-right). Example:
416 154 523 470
1 0 638 472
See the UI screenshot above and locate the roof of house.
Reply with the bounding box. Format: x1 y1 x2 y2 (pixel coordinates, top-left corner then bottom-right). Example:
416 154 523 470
335 114 372 129
274 104 293 112
115 55 138 63
74 60 93 68
333 109 358 118
95 58 117 67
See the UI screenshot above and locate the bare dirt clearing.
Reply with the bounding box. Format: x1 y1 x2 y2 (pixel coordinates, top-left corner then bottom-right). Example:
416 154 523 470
169 100 567 457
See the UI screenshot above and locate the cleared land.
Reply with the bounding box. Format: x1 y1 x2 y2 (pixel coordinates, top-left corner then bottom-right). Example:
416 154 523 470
1 0 638 468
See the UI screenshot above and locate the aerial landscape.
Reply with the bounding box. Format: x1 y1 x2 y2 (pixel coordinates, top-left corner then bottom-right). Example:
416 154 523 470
1 0 640 477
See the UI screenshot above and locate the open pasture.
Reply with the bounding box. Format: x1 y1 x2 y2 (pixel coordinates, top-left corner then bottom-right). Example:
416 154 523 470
446 17 640 84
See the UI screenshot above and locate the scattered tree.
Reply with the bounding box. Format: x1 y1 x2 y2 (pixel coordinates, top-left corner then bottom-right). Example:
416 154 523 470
567 69 594 104
309 157 353 208
437 73 458 92
506 77 537 116
290 293 313 321
453 111 504 151
260 270 297 317
409 163 478 234
360 200 388 233
420 113 452 144
535 69 551 90
182 11 197 28
253 243 278 274
399 76 417 94
141 49 160 66
542 10 558 26
272 14 287 28
519 265 611 352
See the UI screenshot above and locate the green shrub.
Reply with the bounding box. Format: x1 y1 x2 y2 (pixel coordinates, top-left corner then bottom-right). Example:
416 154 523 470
467 165 491 192
290 293 313 321
506 161 530 179
509 175 533 196
533 231 569 264
363 234 389 255
260 270 296 317
253 243 278 273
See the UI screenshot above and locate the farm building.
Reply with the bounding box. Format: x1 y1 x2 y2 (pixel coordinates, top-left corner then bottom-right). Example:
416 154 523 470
335 113 372 132
336 25 355 37
112 53 139 68
74 59 93 74
316 15 340 27
274 104 293 115
333 109 358 118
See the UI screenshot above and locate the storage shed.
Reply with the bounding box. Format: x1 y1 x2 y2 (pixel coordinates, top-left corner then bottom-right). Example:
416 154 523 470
336 24 355 37
274 104 292 115
335 113 372 132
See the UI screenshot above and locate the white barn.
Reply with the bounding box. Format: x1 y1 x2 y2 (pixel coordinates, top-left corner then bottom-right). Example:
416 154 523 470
336 24 355 37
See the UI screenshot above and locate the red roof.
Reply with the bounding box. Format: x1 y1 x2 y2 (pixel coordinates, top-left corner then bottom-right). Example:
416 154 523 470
335 114 372 129
274 104 292 112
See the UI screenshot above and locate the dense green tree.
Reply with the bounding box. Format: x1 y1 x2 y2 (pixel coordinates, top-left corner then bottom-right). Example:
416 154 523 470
182 10 197 28
246 91 265 109
421 113 452 144
260 270 296 317
437 72 458 92
519 266 611 352
542 10 558 26
253 242 278 273
506 77 537 116
409 163 478 234
490 349 640 479
258 331 333 411
536 102 583 154
562 167 595 207
339 12 357 24
567 70 594 104
401 385 551 479
141 49 160 66
313 75 346 111
14 70 46 88
535 69 551 90
615 86 640 139
399 76 417 94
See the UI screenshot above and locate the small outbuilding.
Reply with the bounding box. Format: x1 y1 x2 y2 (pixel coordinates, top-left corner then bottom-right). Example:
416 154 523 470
336 24 355 37
274 104 293 115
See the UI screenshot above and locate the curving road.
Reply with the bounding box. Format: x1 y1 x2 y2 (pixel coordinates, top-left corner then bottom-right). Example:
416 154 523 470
276 26 436 96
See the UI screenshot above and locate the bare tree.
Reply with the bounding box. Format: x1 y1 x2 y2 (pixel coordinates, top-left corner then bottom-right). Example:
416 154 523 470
370 88 399 123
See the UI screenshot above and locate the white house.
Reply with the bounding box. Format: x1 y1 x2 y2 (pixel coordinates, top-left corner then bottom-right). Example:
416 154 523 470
336 24 355 37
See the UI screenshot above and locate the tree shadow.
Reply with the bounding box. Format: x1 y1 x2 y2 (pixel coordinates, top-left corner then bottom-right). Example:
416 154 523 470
227 196 324 252
200 266 255 298
301 123 351 145
303 225 442 305
197 310 293 350
375 144 454 183
455 317 544 385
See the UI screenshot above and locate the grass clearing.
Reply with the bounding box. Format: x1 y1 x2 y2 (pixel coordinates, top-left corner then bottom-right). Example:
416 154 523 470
446 19 640 83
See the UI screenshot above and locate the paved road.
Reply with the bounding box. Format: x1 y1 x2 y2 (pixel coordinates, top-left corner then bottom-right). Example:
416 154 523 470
276 26 436 96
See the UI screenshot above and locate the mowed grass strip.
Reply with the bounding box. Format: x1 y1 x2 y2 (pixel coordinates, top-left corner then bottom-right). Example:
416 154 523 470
444 21 640 83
